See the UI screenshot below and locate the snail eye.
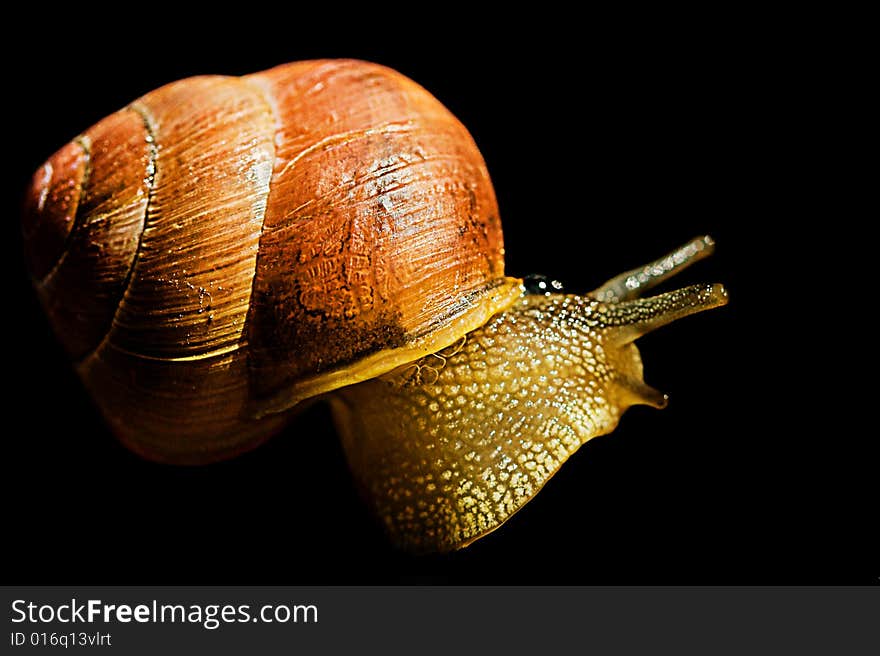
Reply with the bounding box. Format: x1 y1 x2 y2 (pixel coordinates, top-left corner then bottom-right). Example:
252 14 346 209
523 274 564 296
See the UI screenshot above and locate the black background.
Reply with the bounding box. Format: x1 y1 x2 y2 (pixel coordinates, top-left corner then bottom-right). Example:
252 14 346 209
4 10 871 584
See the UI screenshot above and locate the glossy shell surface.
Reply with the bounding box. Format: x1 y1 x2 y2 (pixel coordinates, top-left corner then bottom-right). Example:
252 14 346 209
23 60 520 461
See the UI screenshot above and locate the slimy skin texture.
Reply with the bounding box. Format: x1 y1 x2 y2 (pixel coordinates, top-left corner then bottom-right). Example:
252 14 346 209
332 239 727 551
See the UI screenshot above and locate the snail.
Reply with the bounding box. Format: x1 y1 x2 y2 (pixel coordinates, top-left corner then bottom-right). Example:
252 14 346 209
22 59 727 551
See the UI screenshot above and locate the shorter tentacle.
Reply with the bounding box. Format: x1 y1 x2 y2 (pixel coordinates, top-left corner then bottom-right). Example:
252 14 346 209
616 374 669 409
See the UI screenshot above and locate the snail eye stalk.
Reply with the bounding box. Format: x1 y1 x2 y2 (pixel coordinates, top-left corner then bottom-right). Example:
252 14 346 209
591 235 716 303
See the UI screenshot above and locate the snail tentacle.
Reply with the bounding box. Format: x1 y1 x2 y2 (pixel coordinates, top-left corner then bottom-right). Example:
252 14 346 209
600 283 728 346
591 235 716 303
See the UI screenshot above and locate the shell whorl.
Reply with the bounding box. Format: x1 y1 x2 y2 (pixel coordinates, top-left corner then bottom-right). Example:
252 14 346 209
22 59 515 462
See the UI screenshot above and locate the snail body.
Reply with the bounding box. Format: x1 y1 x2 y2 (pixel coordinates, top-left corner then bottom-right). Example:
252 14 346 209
23 60 727 551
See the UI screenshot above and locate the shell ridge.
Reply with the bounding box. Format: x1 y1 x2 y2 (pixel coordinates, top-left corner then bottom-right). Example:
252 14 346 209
74 103 158 364
34 136 92 287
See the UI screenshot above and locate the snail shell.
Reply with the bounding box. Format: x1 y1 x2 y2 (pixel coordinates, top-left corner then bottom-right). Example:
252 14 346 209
23 59 520 463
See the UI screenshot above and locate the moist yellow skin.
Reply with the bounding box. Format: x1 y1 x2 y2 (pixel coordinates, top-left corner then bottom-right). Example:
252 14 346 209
332 279 727 551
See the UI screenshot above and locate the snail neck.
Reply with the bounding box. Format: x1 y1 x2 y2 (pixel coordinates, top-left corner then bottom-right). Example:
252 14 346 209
329 284 727 551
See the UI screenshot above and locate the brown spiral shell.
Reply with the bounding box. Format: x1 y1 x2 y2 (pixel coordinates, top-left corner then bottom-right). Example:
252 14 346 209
22 60 520 463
